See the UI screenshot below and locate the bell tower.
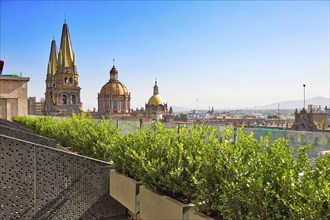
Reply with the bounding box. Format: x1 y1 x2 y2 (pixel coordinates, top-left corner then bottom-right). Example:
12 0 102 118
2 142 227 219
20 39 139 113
44 22 82 115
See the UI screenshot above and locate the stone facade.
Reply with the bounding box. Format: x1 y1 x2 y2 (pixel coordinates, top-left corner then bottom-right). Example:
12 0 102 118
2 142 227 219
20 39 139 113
291 108 328 131
0 75 30 120
44 22 82 116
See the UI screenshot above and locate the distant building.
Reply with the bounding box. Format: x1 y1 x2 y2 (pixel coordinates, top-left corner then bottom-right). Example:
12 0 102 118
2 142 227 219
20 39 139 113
97 64 131 116
0 73 30 120
326 107 330 127
28 97 45 115
291 105 327 131
133 80 172 121
44 22 83 116
145 80 171 113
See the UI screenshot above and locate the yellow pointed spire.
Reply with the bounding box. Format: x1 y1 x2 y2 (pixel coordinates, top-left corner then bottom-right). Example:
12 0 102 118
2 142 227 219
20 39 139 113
73 51 76 66
47 39 58 76
58 22 75 73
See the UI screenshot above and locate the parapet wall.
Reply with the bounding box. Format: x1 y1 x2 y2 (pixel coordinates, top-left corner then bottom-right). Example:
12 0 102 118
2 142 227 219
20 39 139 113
0 124 57 148
0 117 37 134
0 134 127 219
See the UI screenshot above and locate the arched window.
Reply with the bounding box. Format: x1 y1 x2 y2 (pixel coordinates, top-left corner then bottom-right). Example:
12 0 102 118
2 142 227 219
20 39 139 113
70 77 73 83
62 94 67 104
64 77 68 83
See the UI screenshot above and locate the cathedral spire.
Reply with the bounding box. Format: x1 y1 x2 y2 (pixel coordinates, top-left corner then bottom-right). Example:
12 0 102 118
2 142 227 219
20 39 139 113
153 79 159 95
58 22 75 73
47 39 58 76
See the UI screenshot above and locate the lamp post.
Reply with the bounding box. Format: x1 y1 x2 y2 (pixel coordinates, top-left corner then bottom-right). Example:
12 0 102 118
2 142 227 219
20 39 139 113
303 84 306 109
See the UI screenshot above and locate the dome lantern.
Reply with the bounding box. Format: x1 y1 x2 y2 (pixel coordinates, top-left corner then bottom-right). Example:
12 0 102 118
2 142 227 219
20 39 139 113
110 65 118 81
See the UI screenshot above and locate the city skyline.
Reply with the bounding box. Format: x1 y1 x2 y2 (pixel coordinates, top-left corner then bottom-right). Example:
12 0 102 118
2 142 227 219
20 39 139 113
1 1 329 110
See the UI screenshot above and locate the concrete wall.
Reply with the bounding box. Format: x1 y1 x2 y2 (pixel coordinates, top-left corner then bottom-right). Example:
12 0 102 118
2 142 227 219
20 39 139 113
0 98 7 119
28 97 36 115
0 76 29 120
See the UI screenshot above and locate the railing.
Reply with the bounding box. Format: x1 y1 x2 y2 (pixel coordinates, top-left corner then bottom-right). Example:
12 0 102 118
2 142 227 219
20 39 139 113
0 71 23 77
115 120 330 161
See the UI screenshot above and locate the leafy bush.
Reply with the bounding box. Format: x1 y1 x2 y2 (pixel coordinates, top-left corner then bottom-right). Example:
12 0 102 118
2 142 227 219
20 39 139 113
194 127 330 219
13 116 329 219
13 113 120 160
109 121 216 202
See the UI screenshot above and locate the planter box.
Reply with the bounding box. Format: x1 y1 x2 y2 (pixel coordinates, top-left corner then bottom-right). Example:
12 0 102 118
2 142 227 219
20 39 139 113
140 185 192 220
110 170 140 215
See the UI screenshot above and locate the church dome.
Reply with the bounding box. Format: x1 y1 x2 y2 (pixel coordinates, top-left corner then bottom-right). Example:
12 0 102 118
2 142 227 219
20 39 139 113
148 94 165 106
99 80 129 97
98 65 129 98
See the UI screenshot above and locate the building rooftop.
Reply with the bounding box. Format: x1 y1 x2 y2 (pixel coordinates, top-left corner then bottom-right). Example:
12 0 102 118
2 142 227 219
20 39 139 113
0 72 29 81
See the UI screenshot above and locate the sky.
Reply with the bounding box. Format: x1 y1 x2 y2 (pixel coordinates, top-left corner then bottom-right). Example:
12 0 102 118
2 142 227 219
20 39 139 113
0 0 329 111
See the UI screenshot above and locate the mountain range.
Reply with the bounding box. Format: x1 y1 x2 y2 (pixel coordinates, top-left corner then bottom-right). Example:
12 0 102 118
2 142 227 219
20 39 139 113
260 96 329 109
172 96 330 112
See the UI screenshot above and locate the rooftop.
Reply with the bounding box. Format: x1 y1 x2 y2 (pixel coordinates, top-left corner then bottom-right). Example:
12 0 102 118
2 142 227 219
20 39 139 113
0 71 29 81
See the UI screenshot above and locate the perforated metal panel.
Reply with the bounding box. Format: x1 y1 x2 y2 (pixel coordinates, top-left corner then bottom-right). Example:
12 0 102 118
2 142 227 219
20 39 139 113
0 134 127 219
0 118 37 134
0 124 57 148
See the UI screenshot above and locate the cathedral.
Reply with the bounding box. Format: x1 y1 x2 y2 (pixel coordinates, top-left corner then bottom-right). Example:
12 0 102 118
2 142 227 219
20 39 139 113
145 80 171 113
132 80 172 121
43 22 82 115
97 63 131 115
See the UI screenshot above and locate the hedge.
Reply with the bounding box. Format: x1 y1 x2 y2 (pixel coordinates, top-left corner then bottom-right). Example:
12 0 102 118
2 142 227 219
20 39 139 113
13 114 330 219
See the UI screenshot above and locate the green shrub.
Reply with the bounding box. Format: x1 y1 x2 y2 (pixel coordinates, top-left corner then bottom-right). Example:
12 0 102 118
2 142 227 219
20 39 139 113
194 127 330 219
13 116 329 219
13 114 120 160
110 121 220 203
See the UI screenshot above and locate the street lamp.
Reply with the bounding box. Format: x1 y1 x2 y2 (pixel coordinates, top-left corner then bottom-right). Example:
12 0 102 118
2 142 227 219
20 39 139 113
303 84 306 109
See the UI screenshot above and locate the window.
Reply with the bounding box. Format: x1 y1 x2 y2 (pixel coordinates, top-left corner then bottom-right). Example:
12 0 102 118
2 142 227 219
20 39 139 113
62 94 67 104
113 100 117 111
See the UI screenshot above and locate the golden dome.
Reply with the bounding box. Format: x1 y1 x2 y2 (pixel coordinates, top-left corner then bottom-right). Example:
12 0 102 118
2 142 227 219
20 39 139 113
99 80 129 97
148 94 165 106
